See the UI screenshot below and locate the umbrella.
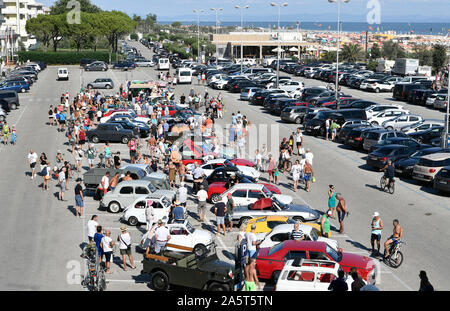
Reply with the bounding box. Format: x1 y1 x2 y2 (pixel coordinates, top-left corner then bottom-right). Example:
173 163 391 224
271 47 285 53
289 47 299 52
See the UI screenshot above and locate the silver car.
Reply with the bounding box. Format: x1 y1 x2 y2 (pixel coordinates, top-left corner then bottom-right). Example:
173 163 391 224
231 197 320 227
433 94 448 110
87 78 114 89
240 87 263 101
280 106 312 124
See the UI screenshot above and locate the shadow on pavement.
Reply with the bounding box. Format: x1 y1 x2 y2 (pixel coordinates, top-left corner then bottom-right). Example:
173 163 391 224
221 250 236 261
345 239 372 252
67 205 76 216
365 184 383 192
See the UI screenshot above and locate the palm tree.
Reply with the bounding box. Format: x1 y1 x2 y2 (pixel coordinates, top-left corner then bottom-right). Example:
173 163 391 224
341 43 363 63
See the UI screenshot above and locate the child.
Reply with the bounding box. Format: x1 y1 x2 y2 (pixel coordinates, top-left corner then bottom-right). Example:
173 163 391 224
274 168 280 185
10 126 16 145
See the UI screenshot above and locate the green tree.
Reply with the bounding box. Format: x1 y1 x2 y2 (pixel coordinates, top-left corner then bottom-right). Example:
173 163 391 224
49 14 69 52
25 15 53 51
65 12 94 52
171 21 182 28
341 43 363 63
321 51 337 63
130 33 139 41
412 44 432 66
50 0 101 14
432 44 448 73
382 41 406 59
370 43 382 59
101 11 136 53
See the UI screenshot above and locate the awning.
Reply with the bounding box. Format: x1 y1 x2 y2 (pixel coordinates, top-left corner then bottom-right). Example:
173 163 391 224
288 47 299 52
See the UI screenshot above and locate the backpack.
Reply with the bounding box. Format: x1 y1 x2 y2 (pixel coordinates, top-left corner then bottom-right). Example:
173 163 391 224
42 166 48 176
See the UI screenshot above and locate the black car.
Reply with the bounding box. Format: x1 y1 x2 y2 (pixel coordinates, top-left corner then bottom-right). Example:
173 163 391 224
229 80 260 93
109 119 150 137
337 123 367 143
225 77 249 91
305 108 368 137
344 126 376 149
251 89 285 106
0 90 20 111
433 166 450 193
113 60 136 70
86 123 134 144
393 83 424 101
394 147 447 177
301 87 328 101
407 126 445 144
367 145 416 169
270 98 300 115
206 166 256 184
369 137 430 153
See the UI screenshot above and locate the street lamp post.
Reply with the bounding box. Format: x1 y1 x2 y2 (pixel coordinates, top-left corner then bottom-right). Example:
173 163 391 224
328 0 350 110
446 63 450 148
270 2 288 89
193 9 204 63
211 7 223 66
235 4 249 75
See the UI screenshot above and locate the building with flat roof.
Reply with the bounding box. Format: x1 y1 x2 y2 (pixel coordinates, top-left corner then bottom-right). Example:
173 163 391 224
211 31 319 60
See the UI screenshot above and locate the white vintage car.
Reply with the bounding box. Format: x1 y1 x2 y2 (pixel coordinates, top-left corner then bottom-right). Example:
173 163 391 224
220 183 292 207
257 224 339 251
122 194 171 226
140 220 214 256
275 258 364 291
185 158 260 181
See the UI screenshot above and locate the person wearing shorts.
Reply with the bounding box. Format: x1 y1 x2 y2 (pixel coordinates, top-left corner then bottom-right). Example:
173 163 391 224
214 201 227 236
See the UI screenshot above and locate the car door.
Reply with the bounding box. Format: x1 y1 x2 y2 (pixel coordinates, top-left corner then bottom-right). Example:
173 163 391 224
132 199 147 223
394 115 409 128
315 272 337 291
167 225 191 250
117 186 135 209
152 199 169 222
248 190 265 206
231 189 248 206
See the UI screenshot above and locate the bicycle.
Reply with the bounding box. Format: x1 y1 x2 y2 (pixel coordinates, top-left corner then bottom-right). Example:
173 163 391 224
380 176 395 194
383 240 405 268
80 245 107 291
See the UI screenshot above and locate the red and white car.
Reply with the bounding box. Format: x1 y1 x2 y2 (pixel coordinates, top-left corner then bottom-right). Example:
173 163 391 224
207 181 281 204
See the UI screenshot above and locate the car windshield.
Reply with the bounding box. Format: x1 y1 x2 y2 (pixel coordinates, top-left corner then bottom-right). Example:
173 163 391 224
326 245 342 262
161 197 171 208
185 222 195 234
262 186 272 198
268 241 285 256
137 169 146 179
438 169 450 178
310 229 319 241
147 183 157 193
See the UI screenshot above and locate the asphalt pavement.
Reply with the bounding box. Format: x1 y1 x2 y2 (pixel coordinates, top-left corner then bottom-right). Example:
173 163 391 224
0 40 448 291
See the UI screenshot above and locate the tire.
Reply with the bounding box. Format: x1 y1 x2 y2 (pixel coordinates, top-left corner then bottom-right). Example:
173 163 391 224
295 117 301 124
21 88 26 93
151 271 169 291
91 135 99 143
319 127 325 137
10 103 17 110
380 177 387 191
107 201 121 213
121 136 129 144
388 181 395 194
271 270 281 284
103 68 107 71
210 193 220 204
371 121 379 126
293 216 305 223
128 216 138 226
87 85 93 89
388 250 403 268
105 85 112 89
208 282 230 291
0 115 5 121
238 217 252 228
375 88 380 93
193 244 207 257
386 126 393 131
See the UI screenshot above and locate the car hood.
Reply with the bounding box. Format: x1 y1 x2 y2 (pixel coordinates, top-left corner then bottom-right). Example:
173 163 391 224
273 194 293 205
341 252 375 270
192 229 214 241
306 119 322 127
238 166 260 178
197 255 235 276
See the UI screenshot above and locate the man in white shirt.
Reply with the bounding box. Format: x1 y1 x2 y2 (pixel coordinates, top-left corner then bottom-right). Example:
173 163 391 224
101 230 114 274
154 219 171 254
99 172 110 195
145 200 154 231
296 128 303 155
177 182 188 208
305 148 314 166
246 224 260 258
196 185 208 222
27 149 38 179
87 215 99 242
254 149 262 171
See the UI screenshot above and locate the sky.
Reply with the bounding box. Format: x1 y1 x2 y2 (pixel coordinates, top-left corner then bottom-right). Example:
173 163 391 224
39 0 450 23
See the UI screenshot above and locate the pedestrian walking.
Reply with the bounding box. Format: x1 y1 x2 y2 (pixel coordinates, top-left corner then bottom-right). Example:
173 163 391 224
336 193 348 233
196 185 208 222
177 182 188 208
154 219 171 254
303 159 314 192
172 200 185 224
2 121 10 145
214 201 227 235
87 215 99 242
117 225 136 271
74 178 84 218
325 118 331 141
267 154 276 184
10 126 16 145
370 212 383 256
328 185 337 218
296 127 303 155
42 162 51 191
419 271 434 291
168 161 177 188
58 166 66 201
101 230 114 274
93 225 104 262
225 193 235 233
27 149 38 179
291 160 302 192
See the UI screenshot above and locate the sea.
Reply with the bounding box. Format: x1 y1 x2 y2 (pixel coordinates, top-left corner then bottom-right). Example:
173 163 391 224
159 21 450 36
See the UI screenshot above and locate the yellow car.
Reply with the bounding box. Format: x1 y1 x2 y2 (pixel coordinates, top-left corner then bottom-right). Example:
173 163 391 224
245 216 330 237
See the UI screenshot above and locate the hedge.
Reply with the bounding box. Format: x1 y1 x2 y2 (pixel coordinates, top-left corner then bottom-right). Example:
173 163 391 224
17 51 119 65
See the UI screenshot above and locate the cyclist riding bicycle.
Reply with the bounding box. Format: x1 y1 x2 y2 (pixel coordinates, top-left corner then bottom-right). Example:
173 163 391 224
381 160 395 185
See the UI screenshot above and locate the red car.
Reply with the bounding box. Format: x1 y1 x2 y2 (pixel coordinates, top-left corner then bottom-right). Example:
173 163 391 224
207 182 281 203
256 240 376 283
230 158 254 167
159 105 177 116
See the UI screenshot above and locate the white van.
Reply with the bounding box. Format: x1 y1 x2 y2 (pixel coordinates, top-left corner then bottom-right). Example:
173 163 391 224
57 68 69 81
176 68 193 84
157 58 170 70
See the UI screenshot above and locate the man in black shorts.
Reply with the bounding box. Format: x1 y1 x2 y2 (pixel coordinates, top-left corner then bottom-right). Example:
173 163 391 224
336 193 348 234
114 152 122 169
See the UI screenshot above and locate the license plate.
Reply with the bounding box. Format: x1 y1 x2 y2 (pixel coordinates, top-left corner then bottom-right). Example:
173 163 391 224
370 156 377 160
395 169 402 173
349 139 354 143
416 174 424 178
439 180 447 184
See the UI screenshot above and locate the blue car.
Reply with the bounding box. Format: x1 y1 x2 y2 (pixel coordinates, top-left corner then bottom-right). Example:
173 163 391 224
0 81 30 93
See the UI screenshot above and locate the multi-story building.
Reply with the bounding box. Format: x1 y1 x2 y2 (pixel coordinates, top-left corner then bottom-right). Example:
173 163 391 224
0 0 50 56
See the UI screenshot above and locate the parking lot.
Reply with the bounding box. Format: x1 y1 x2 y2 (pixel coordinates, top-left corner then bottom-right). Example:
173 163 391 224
0 40 449 291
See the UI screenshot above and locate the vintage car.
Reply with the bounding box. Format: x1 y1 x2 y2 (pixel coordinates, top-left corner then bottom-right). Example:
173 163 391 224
139 220 214 257
257 224 339 251
100 109 150 124
256 240 377 284
122 194 171 225
275 258 365 291
219 184 292 208
100 180 175 213
244 216 328 236
185 159 260 181
207 181 280 204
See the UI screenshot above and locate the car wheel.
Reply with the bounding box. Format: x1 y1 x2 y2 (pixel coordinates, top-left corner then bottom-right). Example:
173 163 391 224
107 201 121 213
128 216 138 226
21 88 26 93
295 117 301 124
193 244 207 257
91 136 99 143
293 216 305 223
271 270 281 284
210 193 220 204
105 85 112 89
208 282 230 291
10 103 17 110
0 115 4 121
103 68 107 71
122 136 129 144
151 271 169 291
87 85 93 89
371 121 379 126
319 127 325 137
238 217 252 228
375 88 380 93
386 126 393 131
